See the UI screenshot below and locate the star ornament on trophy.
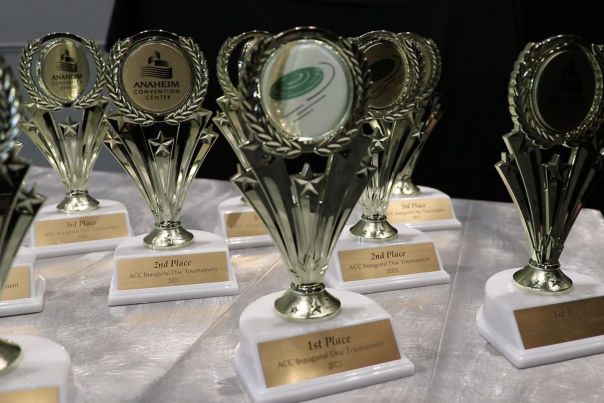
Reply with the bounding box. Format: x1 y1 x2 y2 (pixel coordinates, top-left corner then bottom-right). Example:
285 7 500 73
104 30 238 306
324 31 449 293
19 33 133 258
229 27 414 403
476 35 604 368
213 31 275 250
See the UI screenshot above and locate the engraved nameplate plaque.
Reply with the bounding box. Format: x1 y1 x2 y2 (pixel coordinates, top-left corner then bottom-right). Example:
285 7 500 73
0 386 58 403
1 266 30 301
387 198 453 223
34 213 129 247
225 211 269 238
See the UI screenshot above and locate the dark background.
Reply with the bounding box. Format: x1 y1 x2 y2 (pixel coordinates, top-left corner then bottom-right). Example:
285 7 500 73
106 0 604 212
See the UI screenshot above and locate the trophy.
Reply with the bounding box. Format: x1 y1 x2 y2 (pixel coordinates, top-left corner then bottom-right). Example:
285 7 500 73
230 28 414 403
103 30 238 306
213 31 274 249
385 33 461 231
19 33 133 258
0 53 84 403
325 31 448 293
476 35 604 368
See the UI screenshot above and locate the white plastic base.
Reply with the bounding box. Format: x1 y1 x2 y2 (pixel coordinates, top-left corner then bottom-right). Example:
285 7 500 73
0 247 45 317
0 335 84 403
108 230 239 306
387 186 461 231
216 196 273 250
324 223 450 293
30 199 133 258
477 269 604 368
234 289 415 403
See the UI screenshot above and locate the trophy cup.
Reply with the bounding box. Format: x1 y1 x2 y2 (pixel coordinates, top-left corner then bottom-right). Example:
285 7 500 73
0 53 84 403
476 35 604 368
214 31 274 249
385 33 461 231
230 28 414 403
19 33 133 258
104 30 238 306
325 31 448 293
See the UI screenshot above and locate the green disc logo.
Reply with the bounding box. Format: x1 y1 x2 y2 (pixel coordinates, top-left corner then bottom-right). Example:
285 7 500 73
270 67 324 100
369 59 395 82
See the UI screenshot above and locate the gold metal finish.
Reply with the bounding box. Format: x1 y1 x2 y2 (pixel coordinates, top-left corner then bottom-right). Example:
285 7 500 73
349 214 398 242
274 283 341 323
498 35 604 294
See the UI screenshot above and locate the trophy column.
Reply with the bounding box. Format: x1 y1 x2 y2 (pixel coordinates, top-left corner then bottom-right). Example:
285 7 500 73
104 30 238 306
0 52 84 403
476 35 604 368
19 33 133 258
325 31 449 293
229 27 414 403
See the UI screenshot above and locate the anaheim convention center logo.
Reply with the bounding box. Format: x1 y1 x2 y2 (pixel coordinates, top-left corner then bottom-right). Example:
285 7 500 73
141 52 173 79
56 50 78 73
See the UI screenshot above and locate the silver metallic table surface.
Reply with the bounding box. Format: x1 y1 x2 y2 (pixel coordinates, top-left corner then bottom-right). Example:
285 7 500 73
2 167 604 403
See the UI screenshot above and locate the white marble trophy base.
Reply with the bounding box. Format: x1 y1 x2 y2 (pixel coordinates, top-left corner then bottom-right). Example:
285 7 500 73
387 186 461 231
0 247 45 317
477 269 604 368
0 335 84 403
215 196 273 250
324 223 449 293
234 289 414 403
108 230 239 306
30 199 133 258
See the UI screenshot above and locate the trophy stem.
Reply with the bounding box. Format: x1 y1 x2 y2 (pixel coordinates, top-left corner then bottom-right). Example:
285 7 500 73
512 259 573 295
56 190 99 213
394 176 420 196
349 214 398 242
143 221 194 250
0 338 22 375
274 283 341 323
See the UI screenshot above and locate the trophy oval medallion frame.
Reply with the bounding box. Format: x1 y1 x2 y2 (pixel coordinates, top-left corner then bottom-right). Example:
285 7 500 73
106 30 208 126
0 54 21 160
239 27 371 157
355 31 420 120
509 35 604 147
19 32 104 110
398 32 442 101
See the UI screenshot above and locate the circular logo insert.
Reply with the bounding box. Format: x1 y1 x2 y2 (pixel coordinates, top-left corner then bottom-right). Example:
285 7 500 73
533 49 597 133
260 39 352 140
121 41 192 114
364 41 407 110
39 40 90 103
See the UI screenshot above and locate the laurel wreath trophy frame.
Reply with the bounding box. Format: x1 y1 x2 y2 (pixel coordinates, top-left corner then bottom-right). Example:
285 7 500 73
0 52 86 403
381 33 461 231
324 31 449 294
104 30 238 306
213 31 275 249
230 27 414 403
476 35 604 368
19 32 133 258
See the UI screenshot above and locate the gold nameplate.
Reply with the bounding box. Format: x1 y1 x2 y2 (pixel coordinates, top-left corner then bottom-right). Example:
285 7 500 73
34 212 129 247
258 319 400 388
387 198 453 223
117 251 229 291
0 386 58 403
2 266 30 301
338 242 440 282
514 296 604 349
225 211 268 238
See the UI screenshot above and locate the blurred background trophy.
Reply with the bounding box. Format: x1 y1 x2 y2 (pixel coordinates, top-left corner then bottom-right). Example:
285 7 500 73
213 31 274 250
477 35 604 368
325 31 448 293
0 52 84 403
104 30 238 306
230 27 414 403
385 33 461 231
19 33 133 258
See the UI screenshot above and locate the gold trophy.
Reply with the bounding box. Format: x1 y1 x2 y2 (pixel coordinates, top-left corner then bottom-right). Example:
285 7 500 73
325 31 448 293
104 30 238 305
477 35 604 368
0 52 84 403
229 27 414 403
19 33 133 258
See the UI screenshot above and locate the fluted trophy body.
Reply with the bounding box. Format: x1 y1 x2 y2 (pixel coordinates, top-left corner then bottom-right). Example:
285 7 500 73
226 27 374 322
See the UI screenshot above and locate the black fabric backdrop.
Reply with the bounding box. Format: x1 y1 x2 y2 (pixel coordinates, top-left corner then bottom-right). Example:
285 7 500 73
106 0 604 212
